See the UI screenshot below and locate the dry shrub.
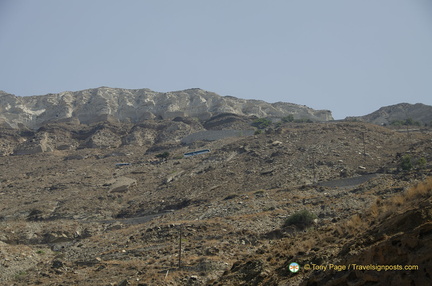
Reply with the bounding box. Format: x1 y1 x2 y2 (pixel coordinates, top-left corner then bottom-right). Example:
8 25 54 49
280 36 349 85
377 209 395 221
405 178 432 199
290 236 316 254
391 195 405 207
369 203 380 219
103 259 147 270
301 237 316 250
365 177 432 226
332 225 344 237
344 214 367 236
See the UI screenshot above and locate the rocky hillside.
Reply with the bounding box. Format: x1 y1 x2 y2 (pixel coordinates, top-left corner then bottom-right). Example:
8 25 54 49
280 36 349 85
1 86 432 285
0 117 431 285
0 87 333 129
346 103 432 126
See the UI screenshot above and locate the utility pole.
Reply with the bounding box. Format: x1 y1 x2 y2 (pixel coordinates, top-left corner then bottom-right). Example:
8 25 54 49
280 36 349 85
312 151 316 184
178 225 182 269
404 110 411 139
406 121 410 138
363 132 366 157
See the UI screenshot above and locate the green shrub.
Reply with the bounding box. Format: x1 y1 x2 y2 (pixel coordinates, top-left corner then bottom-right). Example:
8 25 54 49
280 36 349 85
390 118 421 126
417 157 427 169
251 118 272 129
281 115 294 123
390 120 403 126
294 118 313 123
400 155 413 171
405 118 421 126
284 209 317 229
156 152 170 159
399 155 428 171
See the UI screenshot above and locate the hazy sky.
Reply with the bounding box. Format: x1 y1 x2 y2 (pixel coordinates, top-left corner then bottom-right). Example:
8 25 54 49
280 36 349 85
1 0 431 119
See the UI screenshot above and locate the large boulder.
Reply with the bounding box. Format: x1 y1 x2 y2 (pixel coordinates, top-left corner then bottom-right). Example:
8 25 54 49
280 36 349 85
105 177 137 193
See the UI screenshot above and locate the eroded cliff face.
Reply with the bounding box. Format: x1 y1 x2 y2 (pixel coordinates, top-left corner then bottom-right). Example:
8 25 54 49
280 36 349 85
0 87 333 129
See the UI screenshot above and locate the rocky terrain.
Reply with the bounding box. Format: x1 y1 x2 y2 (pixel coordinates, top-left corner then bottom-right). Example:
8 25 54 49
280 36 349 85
0 87 332 129
0 89 432 285
346 102 432 126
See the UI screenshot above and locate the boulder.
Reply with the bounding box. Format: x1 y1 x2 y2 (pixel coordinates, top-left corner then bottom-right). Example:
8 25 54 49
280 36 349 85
106 177 137 193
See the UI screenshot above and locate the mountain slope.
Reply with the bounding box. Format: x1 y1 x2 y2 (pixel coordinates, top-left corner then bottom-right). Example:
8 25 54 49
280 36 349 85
0 120 431 285
0 87 333 129
346 103 432 125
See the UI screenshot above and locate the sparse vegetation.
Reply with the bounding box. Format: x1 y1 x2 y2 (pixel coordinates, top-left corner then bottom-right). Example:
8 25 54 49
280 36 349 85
284 209 317 229
294 118 314 123
390 118 421 126
155 151 170 159
0 118 431 285
361 177 432 223
399 154 428 171
14 271 27 281
281 115 313 123
251 118 272 129
343 214 368 236
400 154 413 171
281 115 294 123
418 157 427 169
405 178 432 199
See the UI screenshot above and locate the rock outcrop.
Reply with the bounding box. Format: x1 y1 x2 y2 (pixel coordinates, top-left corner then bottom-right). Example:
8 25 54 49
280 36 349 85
105 177 137 193
0 87 333 129
346 103 432 125
13 132 54 155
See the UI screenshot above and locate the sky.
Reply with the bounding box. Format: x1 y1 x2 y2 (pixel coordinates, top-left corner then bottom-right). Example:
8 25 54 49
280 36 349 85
0 1 431 119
